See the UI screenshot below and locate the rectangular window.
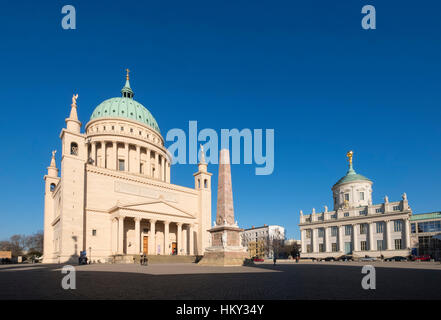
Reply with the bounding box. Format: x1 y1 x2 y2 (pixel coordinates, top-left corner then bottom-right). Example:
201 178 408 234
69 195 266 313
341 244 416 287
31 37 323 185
359 210 367 216
307 244 312 253
344 212 349 217
376 222 384 233
344 194 350 201
306 230 311 239
318 228 324 238
319 244 325 252
331 226 338 237
360 224 368 235
140 163 144 174
394 239 402 250
377 240 384 251
411 223 416 233
92 229 97 236
361 241 368 251
332 243 337 252
376 208 383 213
394 220 403 232
393 205 401 211
345 225 352 236
118 159 125 171
359 192 365 200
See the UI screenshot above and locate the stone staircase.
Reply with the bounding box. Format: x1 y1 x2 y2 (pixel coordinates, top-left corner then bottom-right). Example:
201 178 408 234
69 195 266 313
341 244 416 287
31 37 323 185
110 254 200 264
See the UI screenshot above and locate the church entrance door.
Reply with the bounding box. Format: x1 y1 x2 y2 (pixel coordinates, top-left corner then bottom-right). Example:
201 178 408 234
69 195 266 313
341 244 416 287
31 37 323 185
143 236 148 255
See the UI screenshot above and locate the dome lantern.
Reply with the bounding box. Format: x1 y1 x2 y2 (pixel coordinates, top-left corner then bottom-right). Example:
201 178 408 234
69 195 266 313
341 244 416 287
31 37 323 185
121 68 134 99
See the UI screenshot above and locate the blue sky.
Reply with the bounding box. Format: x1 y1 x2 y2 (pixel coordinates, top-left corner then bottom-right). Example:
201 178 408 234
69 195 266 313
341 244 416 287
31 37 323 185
1 0 441 240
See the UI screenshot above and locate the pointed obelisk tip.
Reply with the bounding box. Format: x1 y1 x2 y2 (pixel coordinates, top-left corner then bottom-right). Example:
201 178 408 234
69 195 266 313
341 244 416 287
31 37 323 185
219 149 230 165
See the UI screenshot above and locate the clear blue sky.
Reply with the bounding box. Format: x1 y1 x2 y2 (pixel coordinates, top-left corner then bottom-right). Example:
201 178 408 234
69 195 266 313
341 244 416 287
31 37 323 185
1 1 441 240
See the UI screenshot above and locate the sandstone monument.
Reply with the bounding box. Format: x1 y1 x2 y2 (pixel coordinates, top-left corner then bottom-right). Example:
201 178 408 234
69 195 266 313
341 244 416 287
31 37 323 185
198 149 248 266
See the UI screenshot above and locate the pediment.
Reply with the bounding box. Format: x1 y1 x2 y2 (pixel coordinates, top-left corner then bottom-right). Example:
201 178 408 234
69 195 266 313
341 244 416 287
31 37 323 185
118 200 196 219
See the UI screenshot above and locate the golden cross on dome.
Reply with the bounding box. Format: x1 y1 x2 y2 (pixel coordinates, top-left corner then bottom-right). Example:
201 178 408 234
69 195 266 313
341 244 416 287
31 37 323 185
346 150 353 165
126 68 130 80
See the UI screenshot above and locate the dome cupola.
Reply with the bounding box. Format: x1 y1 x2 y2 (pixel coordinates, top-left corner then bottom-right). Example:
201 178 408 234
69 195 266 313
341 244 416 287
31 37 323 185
89 70 160 133
332 151 373 210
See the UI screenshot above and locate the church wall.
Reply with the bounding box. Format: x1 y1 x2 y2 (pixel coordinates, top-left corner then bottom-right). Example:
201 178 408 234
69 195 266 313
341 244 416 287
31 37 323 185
85 167 199 214
85 211 112 261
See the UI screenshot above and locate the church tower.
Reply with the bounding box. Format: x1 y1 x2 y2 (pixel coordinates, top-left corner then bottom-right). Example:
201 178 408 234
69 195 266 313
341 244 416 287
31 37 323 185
193 145 212 254
42 151 60 263
58 95 87 262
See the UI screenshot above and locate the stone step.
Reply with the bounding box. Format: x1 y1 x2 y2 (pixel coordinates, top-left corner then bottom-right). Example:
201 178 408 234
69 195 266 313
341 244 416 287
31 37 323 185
110 254 200 264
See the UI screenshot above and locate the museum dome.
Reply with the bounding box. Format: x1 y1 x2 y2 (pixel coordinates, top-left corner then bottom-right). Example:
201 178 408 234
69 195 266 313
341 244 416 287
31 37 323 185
333 164 371 187
332 151 371 188
89 71 160 133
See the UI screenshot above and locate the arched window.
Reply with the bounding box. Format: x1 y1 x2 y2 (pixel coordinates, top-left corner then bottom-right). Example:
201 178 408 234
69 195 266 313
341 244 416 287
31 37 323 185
50 183 56 192
204 179 208 188
70 142 78 156
198 179 201 188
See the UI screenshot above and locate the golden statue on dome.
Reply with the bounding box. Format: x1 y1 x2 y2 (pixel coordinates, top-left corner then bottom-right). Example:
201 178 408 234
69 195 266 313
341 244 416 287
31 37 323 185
346 150 353 165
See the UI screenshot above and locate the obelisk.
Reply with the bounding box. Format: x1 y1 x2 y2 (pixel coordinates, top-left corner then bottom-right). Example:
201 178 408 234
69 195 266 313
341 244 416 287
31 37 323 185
198 149 248 266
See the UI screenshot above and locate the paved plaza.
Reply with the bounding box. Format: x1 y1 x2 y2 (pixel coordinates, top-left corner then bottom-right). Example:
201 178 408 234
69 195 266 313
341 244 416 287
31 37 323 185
0 261 440 300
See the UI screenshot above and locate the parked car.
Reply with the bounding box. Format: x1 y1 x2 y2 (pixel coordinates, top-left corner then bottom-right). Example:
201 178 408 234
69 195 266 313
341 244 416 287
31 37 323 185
385 256 408 262
360 255 377 262
411 255 431 261
323 257 336 261
252 257 264 262
337 255 353 261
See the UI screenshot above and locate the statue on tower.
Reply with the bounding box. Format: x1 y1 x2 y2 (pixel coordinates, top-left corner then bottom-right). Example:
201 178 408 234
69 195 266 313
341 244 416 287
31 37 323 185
72 94 78 106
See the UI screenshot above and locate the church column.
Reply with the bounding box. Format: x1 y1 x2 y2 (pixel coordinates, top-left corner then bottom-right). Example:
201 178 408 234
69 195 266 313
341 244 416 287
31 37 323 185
111 218 118 254
177 223 183 255
149 220 156 255
369 222 375 251
386 220 393 250
146 149 151 177
166 161 170 183
134 217 141 254
118 216 125 254
101 141 106 168
155 151 159 179
161 155 165 181
125 143 130 172
339 225 344 252
164 221 170 255
91 141 96 166
352 224 359 252
136 145 141 174
113 141 118 170
189 224 194 255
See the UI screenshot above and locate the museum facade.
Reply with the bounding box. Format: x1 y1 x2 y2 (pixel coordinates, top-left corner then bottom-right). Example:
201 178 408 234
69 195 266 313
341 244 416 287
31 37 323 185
299 151 412 259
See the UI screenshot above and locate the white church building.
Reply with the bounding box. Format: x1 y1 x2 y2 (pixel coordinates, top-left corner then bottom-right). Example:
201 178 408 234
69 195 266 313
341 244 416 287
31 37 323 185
43 72 212 263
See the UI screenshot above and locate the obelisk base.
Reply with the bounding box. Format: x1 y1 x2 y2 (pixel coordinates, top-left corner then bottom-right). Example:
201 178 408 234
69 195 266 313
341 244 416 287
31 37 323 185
198 224 249 266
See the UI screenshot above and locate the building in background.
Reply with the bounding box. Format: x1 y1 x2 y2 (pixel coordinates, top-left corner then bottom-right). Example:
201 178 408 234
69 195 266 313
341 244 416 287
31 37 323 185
299 151 412 260
241 225 285 258
43 72 212 263
410 212 441 259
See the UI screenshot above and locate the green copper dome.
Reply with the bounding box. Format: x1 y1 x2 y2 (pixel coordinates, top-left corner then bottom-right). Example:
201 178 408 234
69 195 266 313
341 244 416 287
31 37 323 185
90 75 160 133
333 164 371 187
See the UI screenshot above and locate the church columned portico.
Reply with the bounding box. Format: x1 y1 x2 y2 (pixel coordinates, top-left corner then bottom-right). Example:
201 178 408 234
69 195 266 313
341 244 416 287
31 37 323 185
111 214 196 256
